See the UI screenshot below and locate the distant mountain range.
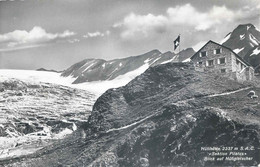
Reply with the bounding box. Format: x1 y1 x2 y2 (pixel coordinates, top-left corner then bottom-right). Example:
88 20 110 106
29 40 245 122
61 23 260 84
222 23 260 71
61 48 195 83
36 68 63 73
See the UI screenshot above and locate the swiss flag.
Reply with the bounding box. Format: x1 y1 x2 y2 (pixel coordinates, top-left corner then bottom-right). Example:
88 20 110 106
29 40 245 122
174 35 180 50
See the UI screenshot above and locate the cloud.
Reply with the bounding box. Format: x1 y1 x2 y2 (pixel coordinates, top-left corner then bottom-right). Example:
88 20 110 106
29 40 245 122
0 0 25 1
68 38 80 43
115 3 260 39
83 30 110 38
0 44 42 52
167 4 238 31
114 13 168 39
0 26 75 51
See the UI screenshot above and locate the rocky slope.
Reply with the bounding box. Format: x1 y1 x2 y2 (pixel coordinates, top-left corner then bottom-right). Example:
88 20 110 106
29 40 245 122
2 62 260 167
244 46 260 73
222 23 260 69
61 48 194 83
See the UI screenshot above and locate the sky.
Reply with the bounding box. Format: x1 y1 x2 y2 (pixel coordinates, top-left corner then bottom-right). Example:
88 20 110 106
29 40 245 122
0 0 260 70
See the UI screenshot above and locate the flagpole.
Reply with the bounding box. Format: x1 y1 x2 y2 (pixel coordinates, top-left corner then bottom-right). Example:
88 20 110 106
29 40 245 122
173 34 181 62
178 34 180 62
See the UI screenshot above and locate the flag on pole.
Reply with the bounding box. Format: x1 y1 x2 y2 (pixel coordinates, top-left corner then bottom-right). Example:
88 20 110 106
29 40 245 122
173 35 180 50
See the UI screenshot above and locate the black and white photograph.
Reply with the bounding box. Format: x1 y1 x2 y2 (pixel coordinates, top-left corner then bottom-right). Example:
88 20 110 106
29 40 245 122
0 0 260 166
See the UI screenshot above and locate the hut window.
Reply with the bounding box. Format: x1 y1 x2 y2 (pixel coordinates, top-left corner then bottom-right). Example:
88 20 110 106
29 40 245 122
219 58 225 64
207 60 214 66
200 51 207 57
214 48 221 54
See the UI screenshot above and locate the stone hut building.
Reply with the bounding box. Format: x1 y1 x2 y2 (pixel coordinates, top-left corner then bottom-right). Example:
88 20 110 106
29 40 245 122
190 40 254 81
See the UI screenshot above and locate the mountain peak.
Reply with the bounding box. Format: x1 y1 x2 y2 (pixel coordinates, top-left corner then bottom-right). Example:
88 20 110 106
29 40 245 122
237 23 255 29
234 23 256 32
148 49 161 54
222 23 260 61
36 68 62 73
181 47 194 52
162 51 174 55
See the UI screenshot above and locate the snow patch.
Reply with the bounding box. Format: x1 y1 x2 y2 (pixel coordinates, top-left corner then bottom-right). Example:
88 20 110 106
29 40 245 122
82 63 95 72
240 34 245 40
72 123 77 131
220 33 231 44
54 128 73 138
160 56 176 64
182 58 191 62
107 68 119 80
247 25 251 30
144 58 153 63
102 63 106 68
170 125 177 132
144 57 161 65
250 47 260 56
249 34 260 46
149 57 161 65
119 62 122 67
233 47 244 54
78 61 95 72
110 67 118 74
255 26 260 32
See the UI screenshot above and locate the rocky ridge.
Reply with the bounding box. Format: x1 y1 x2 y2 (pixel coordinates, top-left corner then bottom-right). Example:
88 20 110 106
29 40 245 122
61 48 195 83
